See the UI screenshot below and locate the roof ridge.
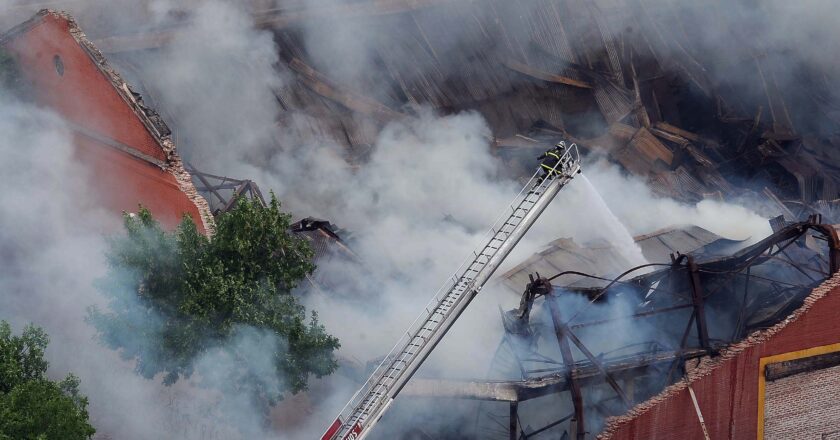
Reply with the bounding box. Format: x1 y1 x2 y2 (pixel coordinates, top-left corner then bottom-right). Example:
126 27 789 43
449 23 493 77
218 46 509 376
2 9 215 234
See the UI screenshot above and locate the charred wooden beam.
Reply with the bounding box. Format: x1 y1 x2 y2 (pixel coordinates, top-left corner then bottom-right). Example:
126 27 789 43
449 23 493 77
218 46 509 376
288 57 403 124
652 122 717 148
221 181 250 213
524 414 574 439
547 296 586 440
765 351 840 381
732 266 751 341
666 311 695 385
500 59 592 89
650 126 690 147
248 180 267 207
402 348 708 402
687 256 711 350
563 326 634 410
402 379 520 401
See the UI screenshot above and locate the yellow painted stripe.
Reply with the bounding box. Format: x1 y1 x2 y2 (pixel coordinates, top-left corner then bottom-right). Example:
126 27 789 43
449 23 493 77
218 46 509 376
757 342 840 439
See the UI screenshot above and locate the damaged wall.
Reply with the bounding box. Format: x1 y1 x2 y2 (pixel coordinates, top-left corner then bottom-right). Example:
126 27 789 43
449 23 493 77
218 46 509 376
0 10 212 232
1 2 838 439
68 0 840 212
598 273 840 440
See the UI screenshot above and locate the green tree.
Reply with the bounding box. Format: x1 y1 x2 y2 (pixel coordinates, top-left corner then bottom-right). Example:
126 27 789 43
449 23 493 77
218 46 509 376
0 321 95 440
88 195 339 406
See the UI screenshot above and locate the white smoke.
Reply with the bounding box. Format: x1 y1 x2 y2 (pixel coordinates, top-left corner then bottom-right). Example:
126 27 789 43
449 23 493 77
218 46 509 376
0 91 175 439
580 158 772 242
0 0 812 438
0 92 294 439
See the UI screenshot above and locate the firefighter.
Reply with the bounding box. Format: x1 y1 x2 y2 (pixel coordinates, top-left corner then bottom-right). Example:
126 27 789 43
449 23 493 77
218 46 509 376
536 141 568 185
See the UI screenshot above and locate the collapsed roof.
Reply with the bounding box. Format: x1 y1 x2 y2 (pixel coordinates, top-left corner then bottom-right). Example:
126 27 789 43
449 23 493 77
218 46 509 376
69 0 840 213
501 225 745 291
7 2 840 438
398 217 840 438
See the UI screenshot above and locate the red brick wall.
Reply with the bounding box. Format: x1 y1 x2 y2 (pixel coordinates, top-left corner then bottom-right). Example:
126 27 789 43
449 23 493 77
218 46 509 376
764 364 840 438
600 276 840 440
73 135 204 230
5 14 167 162
2 12 206 231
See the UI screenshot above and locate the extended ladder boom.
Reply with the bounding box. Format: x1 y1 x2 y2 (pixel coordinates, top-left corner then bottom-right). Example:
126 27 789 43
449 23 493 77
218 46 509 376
322 144 582 440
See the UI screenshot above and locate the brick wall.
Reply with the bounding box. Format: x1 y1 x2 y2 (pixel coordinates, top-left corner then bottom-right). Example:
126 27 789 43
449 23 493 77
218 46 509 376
599 275 840 440
1 11 213 233
765 364 840 439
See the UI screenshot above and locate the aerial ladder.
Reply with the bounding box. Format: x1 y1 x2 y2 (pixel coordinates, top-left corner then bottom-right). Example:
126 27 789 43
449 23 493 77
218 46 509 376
321 143 582 440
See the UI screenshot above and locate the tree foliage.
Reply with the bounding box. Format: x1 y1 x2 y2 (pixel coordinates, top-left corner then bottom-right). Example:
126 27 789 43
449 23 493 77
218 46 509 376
0 321 95 440
88 196 339 404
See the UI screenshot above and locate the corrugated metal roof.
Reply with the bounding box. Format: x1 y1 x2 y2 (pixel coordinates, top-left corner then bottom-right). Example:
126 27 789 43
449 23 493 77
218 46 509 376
500 225 738 292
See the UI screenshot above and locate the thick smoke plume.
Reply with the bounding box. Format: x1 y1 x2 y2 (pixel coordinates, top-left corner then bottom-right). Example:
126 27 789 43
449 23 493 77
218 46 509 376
3 0 833 438
0 91 176 438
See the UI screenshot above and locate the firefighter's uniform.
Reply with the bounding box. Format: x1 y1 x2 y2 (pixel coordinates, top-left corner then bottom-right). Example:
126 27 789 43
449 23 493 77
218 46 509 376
536 143 567 184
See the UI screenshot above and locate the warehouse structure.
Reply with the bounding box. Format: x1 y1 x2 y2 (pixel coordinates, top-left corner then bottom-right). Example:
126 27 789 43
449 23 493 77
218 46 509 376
397 217 840 439
0 10 213 232
4 3 840 439
600 271 840 440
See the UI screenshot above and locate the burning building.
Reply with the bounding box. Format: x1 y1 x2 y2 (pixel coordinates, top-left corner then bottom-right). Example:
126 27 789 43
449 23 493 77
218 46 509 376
600 269 840 439
2 1 840 439
0 10 213 232
392 216 840 439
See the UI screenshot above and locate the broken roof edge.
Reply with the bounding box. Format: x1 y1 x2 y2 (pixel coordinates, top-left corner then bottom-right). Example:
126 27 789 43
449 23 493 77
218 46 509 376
2 10 175 157
1 9 215 234
0 8 48 44
597 271 840 439
168 154 215 235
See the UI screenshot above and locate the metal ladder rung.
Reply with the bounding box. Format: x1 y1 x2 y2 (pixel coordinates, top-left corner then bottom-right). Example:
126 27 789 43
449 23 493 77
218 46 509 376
326 154 583 440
